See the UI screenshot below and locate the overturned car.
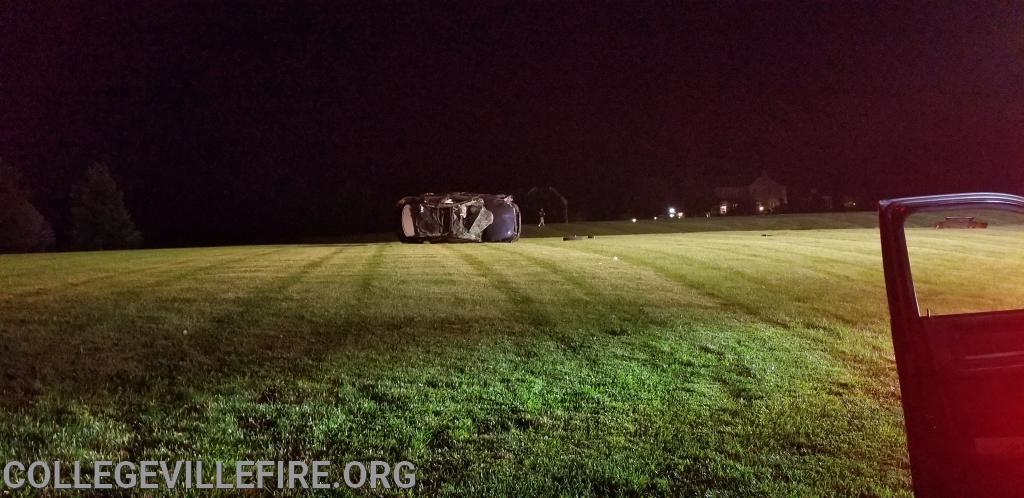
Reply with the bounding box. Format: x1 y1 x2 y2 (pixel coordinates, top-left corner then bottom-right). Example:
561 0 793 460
934 215 988 229
397 192 521 243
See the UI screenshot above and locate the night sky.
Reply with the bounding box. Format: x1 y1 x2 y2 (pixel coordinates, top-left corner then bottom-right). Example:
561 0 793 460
2 2 1023 245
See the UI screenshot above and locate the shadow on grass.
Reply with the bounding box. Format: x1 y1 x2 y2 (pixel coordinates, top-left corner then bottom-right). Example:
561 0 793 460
0 246 380 409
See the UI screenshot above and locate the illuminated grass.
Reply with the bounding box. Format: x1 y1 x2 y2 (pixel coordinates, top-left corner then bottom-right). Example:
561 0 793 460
520 211 879 238
3 222 987 496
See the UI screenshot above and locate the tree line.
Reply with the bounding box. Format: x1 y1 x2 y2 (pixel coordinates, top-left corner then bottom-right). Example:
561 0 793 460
0 161 141 253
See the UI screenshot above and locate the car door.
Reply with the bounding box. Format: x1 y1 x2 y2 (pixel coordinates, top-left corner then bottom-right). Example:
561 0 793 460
879 193 1024 496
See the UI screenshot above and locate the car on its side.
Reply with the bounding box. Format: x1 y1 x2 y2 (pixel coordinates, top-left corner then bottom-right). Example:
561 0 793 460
397 192 521 243
934 216 988 229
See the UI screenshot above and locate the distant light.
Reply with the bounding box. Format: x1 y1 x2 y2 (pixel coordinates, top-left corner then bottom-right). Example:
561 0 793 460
631 218 637 223
758 205 765 212
653 216 658 220
668 207 676 215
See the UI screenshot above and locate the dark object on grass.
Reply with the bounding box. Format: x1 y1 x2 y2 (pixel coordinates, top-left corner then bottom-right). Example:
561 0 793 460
934 216 987 229
563 235 579 241
879 192 1024 496
587 235 595 239
397 192 520 243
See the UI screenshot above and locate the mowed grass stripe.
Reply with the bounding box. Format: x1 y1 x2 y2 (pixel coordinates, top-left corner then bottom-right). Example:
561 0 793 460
533 238 772 325
629 241 878 327
0 250 210 294
0 247 349 406
0 246 282 294
444 244 550 329
552 234 884 329
0 248 206 280
303 243 392 328
482 243 673 330
204 245 349 329
0 247 293 330
531 236 899 393
7 246 288 302
347 243 482 329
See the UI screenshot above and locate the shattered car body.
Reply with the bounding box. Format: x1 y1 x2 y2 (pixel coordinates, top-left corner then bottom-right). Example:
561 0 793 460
934 216 988 229
397 192 521 243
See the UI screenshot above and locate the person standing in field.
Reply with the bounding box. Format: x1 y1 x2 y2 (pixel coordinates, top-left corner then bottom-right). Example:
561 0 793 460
538 208 546 227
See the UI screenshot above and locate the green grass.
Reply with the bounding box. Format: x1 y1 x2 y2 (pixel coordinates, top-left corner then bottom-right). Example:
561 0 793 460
8 213 1014 495
520 211 879 238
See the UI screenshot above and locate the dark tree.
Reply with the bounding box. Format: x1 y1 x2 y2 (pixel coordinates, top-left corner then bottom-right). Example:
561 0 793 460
70 163 142 250
0 160 55 253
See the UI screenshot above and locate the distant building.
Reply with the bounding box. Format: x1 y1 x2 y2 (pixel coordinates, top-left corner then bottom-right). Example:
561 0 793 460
713 171 787 215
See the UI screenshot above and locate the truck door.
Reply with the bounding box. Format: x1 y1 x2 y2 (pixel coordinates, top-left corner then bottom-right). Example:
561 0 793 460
879 193 1024 496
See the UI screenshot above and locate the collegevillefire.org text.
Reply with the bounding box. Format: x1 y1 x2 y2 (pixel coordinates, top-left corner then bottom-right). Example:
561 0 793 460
2 460 416 490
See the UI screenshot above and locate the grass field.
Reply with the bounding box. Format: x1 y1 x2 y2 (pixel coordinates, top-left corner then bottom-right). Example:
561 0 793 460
8 213 1012 495
520 211 880 238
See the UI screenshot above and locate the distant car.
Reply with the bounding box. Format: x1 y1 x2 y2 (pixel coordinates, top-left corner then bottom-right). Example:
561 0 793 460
934 216 988 229
397 192 521 243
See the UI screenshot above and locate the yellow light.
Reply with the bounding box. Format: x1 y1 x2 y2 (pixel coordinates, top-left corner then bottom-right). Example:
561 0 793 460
631 218 637 223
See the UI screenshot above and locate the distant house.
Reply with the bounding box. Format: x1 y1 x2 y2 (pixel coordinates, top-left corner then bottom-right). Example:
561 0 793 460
713 171 787 215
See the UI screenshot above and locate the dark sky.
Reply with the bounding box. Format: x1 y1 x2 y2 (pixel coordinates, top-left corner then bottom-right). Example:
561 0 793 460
2 1 1023 245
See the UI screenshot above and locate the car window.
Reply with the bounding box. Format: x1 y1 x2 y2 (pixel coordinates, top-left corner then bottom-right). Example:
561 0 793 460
904 206 1024 316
